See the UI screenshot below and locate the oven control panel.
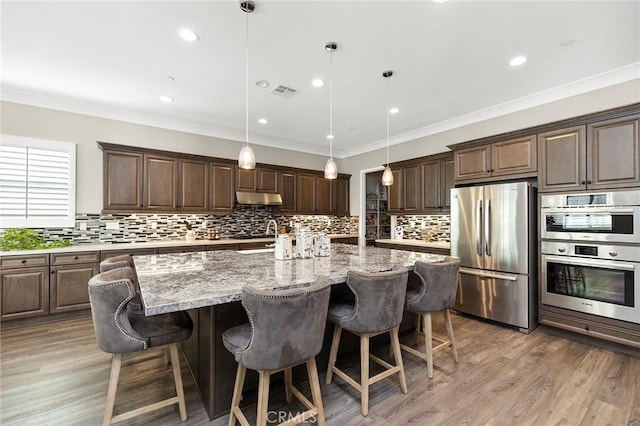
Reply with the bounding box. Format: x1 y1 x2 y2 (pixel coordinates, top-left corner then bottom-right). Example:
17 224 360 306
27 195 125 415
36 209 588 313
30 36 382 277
541 241 638 263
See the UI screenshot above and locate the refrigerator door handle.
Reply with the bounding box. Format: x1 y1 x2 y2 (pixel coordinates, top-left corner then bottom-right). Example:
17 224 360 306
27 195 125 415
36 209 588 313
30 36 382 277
485 198 491 256
459 267 517 281
476 200 483 256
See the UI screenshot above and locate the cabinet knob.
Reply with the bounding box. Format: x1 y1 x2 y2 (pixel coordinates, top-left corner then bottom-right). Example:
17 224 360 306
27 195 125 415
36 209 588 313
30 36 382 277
21 259 27 264
74 256 79 260
491 169 495 172
486 169 491 173
609 251 618 257
558 247 566 253
580 180 586 185
51 270 55 274
587 180 592 185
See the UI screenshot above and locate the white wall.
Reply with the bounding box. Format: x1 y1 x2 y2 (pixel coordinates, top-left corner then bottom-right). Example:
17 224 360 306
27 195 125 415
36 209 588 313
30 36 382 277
2 78 639 216
342 79 640 214
1 101 328 214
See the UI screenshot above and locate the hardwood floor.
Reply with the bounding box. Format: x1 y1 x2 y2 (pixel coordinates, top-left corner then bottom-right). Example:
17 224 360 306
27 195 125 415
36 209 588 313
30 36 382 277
1 313 639 425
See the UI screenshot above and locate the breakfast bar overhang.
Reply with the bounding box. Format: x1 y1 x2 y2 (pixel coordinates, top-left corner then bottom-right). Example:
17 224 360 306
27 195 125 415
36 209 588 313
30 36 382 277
133 244 446 419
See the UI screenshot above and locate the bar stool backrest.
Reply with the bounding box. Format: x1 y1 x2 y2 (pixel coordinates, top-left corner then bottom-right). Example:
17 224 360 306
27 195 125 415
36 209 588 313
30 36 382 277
407 258 460 313
235 278 331 371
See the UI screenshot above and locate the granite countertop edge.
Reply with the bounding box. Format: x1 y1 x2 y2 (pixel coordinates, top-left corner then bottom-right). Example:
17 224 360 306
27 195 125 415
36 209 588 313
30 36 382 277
375 239 451 249
0 234 358 257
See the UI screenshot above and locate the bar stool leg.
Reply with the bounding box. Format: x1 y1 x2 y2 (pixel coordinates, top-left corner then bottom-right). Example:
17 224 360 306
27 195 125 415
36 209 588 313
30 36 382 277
228 364 246 426
168 343 187 421
284 367 293 403
306 358 326 426
256 370 271 426
360 334 370 416
103 353 122 426
424 313 434 378
444 309 459 363
325 325 342 384
390 327 408 393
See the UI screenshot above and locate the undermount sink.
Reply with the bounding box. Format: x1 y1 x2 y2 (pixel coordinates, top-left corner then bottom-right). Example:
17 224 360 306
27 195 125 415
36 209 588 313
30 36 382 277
236 248 275 254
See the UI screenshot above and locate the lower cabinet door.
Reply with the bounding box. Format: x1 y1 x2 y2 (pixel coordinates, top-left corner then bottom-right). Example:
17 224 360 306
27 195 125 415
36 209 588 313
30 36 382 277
1 267 49 321
50 264 98 313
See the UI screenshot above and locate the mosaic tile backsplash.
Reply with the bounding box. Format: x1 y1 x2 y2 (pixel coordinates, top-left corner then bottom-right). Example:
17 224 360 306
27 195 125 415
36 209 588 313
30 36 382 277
30 206 359 245
396 214 451 242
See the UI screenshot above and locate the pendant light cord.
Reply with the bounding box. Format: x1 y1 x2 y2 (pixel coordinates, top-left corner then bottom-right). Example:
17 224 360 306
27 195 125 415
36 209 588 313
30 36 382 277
386 75 390 165
245 8 249 145
329 47 333 158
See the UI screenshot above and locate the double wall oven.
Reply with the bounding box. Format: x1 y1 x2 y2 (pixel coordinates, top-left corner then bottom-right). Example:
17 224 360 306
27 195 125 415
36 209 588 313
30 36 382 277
540 189 640 327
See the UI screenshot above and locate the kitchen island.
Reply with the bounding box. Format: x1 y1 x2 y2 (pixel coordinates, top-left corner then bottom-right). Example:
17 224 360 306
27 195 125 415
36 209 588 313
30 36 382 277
133 244 445 419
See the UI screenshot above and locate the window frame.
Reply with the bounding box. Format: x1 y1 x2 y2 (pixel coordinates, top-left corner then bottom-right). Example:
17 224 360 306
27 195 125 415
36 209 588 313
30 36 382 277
0 134 77 229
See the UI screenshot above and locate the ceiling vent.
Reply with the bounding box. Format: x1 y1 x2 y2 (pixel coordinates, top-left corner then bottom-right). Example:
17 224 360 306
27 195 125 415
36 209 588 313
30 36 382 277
270 84 299 99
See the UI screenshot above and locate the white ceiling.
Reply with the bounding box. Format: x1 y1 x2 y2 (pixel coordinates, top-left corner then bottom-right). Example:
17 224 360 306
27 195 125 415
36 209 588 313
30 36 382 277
2 1 639 158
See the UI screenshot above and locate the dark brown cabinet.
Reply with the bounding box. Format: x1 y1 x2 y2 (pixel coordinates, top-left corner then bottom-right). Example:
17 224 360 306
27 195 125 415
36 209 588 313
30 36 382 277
331 177 350 216
420 153 454 212
144 155 178 211
1 254 50 321
387 164 420 214
103 150 143 211
235 167 256 191
315 177 332 214
538 114 640 192
49 252 99 314
256 168 278 192
179 159 208 211
296 173 316 213
387 169 403 213
210 163 235 213
454 135 537 182
279 172 297 213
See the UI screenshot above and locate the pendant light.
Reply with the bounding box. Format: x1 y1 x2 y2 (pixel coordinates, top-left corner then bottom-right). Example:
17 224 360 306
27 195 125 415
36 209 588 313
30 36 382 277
381 70 394 186
324 41 338 180
238 0 256 170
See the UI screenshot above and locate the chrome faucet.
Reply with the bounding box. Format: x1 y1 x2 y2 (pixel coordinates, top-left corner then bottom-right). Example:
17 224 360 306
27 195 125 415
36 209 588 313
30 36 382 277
266 219 278 241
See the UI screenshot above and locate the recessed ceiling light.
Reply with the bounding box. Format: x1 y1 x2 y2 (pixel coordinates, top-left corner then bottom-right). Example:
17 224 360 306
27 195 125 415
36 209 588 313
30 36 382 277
178 28 199 42
433 0 449 3
326 134 334 139
312 79 325 87
389 107 399 114
560 38 575 47
258 118 268 124
255 80 269 88
160 96 174 103
509 56 527 67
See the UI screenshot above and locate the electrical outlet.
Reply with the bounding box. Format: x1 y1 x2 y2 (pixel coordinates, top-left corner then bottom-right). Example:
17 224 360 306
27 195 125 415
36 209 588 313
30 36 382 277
151 221 157 230
79 222 87 231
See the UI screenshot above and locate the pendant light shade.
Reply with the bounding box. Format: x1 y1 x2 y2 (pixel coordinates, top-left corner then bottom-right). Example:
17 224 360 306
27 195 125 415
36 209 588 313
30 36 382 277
381 70 394 186
324 41 338 179
238 0 256 170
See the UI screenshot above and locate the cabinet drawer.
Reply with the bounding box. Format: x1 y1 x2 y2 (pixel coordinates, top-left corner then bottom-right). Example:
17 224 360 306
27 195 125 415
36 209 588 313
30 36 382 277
50 252 100 265
1 255 49 269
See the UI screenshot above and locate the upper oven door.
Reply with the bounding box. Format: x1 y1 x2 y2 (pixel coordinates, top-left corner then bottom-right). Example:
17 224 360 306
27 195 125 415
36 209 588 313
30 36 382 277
541 206 639 243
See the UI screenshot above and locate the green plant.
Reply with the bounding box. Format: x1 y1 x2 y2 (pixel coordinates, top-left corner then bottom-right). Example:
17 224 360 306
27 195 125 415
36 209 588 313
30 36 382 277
0 228 71 251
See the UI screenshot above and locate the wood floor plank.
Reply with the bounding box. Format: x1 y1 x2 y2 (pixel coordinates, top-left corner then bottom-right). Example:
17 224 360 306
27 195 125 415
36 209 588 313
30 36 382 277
2 314 639 425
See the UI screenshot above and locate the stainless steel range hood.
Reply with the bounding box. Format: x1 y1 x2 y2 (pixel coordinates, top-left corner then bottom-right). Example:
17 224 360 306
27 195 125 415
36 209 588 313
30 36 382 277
235 191 283 206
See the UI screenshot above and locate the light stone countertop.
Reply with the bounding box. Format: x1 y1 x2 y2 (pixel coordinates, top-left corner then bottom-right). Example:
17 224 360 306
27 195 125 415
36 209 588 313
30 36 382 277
375 239 451 249
0 234 357 257
133 243 446 316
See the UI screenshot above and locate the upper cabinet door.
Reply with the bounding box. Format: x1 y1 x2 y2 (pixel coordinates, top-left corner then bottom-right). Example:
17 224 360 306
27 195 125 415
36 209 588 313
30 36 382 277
442 157 454 209
454 145 491 181
103 150 143 211
143 155 178 211
587 114 640 190
315 177 332 214
421 160 441 211
387 169 403 213
178 159 208 211
210 163 234 213
538 126 586 192
490 135 537 177
256 168 278 192
402 164 420 213
331 177 350 216
279 172 297 213
296 174 316 213
235 167 256 191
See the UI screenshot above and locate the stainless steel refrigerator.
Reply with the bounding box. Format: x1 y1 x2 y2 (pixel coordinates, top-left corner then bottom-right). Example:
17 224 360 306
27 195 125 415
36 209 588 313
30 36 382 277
450 181 537 333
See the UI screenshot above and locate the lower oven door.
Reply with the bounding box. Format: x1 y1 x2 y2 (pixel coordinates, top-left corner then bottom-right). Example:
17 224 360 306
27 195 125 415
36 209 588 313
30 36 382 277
454 268 531 330
541 254 640 324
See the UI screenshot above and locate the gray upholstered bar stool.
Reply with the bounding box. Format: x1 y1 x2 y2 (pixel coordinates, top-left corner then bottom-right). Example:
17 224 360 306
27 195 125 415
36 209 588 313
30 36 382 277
99 254 144 313
88 266 193 426
400 258 460 378
325 267 409 416
223 278 330 426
